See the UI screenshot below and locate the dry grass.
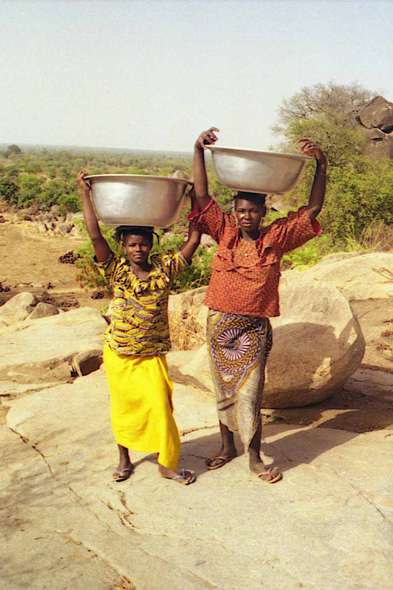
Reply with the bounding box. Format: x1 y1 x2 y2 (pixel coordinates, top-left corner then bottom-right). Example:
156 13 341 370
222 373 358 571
361 221 393 251
169 291 207 350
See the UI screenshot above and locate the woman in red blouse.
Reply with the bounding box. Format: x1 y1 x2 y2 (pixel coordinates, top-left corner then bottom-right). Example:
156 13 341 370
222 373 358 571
190 128 327 483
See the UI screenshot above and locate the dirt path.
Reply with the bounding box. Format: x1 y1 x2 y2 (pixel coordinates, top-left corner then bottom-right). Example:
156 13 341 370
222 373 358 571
0 217 110 311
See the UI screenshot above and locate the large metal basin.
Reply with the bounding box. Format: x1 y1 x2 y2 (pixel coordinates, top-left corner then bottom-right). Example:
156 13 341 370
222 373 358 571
207 146 313 194
85 175 192 228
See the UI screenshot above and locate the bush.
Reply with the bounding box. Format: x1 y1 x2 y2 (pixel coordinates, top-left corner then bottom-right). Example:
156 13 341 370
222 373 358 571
18 174 44 208
0 176 19 204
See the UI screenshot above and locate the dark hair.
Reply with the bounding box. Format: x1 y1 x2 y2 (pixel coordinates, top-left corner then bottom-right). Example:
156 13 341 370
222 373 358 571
233 192 267 208
114 225 155 245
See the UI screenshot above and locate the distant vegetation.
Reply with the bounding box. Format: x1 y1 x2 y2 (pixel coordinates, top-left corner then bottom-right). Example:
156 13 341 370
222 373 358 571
1 82 392 292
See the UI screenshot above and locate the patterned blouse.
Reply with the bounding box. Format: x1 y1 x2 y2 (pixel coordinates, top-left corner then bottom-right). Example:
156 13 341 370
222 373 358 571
189 199 321 317
95 251 188 356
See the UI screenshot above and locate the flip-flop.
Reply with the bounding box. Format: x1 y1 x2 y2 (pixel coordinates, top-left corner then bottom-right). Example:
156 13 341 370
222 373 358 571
205 455 237 471
172 468 196 485
257 467 282 484
112 467 133 482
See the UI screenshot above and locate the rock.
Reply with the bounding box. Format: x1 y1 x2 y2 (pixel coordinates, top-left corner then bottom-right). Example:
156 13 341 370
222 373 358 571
0 292 38 325
168 347 213 392
265 194 287 212
200 234 216 248
36 222 48 233
169 279 365 408
345 367 393 403
26 302 60 320
350 299 393 372
2 373 393 589
356 95 393 159
57 223 71 235
0 381 60 397
0 307 107 383
168 287 208 350
0 319 7 331
66 212 83 223
50 204 61 217
299 252 393 300
264 280 365 407
71 349 103 377
69 225 83 237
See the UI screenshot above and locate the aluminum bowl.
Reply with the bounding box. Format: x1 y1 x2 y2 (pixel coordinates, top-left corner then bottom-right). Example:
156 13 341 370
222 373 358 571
85 174 192 228
207 146 313 194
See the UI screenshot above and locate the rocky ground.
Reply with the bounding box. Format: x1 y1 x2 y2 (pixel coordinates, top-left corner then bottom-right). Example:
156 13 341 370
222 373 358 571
1 210 393 589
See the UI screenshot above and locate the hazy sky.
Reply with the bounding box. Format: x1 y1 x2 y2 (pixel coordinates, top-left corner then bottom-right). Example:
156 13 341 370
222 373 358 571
1 0 392 152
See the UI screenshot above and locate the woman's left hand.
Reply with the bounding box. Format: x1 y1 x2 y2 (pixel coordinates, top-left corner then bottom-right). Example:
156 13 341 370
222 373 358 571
297 139 326 162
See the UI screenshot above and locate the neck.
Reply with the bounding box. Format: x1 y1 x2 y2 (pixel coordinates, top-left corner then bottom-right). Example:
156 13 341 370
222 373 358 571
240 228 260 242
129 259 151 274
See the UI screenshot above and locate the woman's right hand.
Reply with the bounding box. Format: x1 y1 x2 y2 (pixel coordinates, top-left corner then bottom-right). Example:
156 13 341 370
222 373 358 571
77 170 90 192
195 127 220 149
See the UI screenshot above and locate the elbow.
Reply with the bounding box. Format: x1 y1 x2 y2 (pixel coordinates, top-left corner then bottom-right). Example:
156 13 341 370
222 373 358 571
307 205 322 220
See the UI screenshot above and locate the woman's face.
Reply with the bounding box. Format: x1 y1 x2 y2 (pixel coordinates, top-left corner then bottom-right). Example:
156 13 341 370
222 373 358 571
234 199 265 233
123 234 151 265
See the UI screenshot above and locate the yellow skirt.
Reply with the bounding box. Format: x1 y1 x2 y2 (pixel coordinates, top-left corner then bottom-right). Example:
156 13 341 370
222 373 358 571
103 345 180 471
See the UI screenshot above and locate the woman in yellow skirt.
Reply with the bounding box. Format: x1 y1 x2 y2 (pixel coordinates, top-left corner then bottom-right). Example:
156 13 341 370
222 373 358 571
78 171 201 485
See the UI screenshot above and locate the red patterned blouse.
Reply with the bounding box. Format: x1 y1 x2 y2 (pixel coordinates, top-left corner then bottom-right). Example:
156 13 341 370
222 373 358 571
189 199 322 317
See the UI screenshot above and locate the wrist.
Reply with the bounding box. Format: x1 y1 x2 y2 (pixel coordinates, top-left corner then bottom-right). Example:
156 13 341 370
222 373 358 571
316 162 327 174
316 156 327 167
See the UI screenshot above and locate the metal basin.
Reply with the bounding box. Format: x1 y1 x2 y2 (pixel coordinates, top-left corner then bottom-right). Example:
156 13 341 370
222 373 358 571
85 175 192 228
207 146 313 194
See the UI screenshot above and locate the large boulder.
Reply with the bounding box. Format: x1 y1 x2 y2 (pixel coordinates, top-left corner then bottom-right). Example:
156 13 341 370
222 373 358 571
0 292 38 325
356 95 393 159
168 278 365 408
288 252 393 301
26 302 60 320
265 279 365 407
0 307 107 383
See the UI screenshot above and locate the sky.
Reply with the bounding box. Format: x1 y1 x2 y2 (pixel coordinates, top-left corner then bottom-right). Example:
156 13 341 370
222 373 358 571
1 0 393 152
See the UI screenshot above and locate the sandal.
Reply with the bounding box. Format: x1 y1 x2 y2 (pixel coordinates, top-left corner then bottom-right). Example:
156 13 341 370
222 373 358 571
112 467 133 482
172 468 196 485
257 467 282 484
205 455 237 471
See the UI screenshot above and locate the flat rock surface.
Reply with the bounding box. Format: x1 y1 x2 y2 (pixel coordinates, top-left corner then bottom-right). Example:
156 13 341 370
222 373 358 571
2 371 393 589
286 252 393 301
0 307 107 382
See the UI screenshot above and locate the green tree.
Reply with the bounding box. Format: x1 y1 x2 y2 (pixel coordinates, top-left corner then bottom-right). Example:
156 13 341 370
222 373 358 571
5 144 22 158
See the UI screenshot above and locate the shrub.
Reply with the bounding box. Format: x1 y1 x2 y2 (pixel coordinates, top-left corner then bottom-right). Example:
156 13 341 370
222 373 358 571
0 176 19 204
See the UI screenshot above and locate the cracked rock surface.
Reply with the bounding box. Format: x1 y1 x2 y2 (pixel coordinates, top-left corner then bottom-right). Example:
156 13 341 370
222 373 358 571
2 371 393 589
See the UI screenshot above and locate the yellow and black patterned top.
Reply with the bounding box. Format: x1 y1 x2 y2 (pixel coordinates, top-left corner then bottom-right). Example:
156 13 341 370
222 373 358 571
95 251 188 356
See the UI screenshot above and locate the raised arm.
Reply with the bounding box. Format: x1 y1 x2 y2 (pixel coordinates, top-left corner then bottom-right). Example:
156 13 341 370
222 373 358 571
193 127 220 211
180 190 202 263
180 221 202 263
77 171 111 262
298 140 328 222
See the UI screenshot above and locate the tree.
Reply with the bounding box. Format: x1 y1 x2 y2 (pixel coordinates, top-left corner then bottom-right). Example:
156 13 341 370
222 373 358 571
273 82 377 166
5 144 22 158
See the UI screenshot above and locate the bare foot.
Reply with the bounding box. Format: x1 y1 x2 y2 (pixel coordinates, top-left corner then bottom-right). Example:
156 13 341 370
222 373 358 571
158 464 196 485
